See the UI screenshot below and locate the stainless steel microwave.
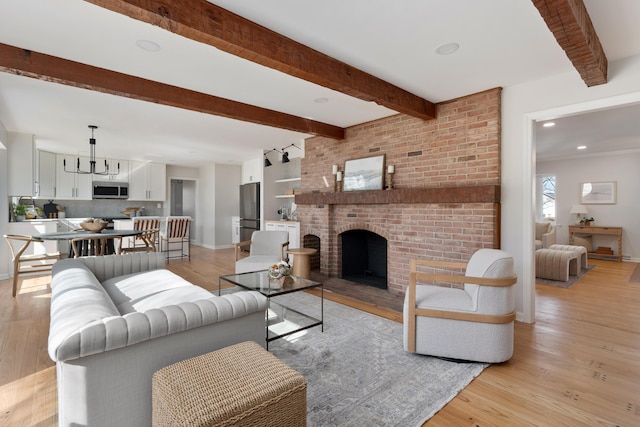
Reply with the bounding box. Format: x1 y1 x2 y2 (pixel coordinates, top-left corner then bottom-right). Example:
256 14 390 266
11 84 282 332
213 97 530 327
92 181 129 199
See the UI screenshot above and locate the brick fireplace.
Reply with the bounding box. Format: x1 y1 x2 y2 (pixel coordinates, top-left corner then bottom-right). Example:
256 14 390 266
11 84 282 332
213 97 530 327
295 88 502 296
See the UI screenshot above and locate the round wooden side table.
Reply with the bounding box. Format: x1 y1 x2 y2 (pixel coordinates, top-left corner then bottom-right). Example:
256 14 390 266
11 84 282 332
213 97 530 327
287 248 317 279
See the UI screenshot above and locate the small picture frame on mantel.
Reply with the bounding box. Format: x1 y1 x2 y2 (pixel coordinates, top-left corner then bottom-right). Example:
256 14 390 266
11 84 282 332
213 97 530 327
580 181 616 204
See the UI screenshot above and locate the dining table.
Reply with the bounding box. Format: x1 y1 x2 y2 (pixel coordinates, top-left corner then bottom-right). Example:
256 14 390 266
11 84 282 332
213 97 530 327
37 229 144 257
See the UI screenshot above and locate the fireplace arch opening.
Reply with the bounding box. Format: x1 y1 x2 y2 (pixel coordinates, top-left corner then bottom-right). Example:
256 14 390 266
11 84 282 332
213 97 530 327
340 229 387 289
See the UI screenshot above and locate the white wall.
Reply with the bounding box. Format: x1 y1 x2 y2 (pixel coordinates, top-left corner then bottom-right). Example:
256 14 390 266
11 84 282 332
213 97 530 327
503 53 640 323
0 120 9 280
537 154 640 260
191 163 241 249
214 164 241 248
198 164 216 249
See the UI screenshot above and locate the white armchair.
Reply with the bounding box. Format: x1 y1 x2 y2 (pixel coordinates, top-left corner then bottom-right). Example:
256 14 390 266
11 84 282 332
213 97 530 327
535 222 556 249
235 230 289 274
403 249 517 363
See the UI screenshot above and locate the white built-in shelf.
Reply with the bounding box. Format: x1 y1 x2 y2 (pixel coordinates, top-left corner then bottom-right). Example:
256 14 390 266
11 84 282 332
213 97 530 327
275 177 301 183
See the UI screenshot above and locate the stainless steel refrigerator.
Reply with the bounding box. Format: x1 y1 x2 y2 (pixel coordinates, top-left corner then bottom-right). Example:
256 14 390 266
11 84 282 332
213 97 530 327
239 182 260 241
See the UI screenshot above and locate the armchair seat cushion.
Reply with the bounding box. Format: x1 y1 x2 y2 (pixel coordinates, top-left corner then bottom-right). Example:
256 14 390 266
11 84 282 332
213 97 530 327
415 286 474 312
235 255 282 274
235 231 290 274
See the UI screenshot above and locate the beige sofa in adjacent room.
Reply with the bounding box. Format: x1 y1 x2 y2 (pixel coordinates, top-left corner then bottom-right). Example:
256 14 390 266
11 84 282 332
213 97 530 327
535 222 557 249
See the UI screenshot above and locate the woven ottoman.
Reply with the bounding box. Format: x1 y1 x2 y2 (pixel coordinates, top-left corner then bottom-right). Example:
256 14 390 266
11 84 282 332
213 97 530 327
535 249 578 282
549 244 588 271
152 341 307 427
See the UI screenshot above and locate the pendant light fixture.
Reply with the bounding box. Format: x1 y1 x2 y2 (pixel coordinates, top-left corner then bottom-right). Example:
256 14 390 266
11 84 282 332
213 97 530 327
64 125 120 176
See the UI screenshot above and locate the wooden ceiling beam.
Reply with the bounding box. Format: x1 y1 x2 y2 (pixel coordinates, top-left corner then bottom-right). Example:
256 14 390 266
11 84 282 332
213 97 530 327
85 0 437 120
0 43 345 140
532 0 607 86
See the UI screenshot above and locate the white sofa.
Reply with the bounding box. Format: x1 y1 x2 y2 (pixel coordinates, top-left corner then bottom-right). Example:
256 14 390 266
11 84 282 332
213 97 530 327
49 252 268 427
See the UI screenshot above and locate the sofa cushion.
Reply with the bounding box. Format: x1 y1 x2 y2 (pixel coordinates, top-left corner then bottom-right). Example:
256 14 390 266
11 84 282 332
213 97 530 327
102 269 213 314
49 261 121 361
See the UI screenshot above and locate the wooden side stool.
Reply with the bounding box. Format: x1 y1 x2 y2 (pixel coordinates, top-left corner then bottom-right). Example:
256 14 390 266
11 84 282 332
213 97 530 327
152 341 307 427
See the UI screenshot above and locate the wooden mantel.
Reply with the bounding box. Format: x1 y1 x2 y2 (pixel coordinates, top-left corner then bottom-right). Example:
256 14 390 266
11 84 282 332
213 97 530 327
295 185 500 205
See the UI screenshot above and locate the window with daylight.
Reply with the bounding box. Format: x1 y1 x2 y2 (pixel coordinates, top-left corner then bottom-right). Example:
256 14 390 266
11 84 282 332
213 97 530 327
536 175 556 220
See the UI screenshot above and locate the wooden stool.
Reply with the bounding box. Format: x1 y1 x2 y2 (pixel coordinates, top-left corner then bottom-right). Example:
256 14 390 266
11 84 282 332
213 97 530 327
152 341 307 427
287 248 317 279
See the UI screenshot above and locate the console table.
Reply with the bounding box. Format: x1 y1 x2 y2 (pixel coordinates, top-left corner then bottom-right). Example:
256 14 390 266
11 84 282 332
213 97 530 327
568 225 623 262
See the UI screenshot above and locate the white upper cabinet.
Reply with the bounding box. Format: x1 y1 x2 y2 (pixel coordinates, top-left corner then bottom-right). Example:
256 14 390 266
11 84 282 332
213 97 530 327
129 161 166 201
7 133 35 196
35 150 57 199
55 155 93 199
95 157 129 182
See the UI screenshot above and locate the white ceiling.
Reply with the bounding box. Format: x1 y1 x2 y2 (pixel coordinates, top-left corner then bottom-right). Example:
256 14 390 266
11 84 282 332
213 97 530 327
1 0 640 167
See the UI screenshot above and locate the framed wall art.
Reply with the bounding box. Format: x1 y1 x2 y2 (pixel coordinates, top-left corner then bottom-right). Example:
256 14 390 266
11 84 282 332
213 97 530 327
580 181 617 204
343 155 385 191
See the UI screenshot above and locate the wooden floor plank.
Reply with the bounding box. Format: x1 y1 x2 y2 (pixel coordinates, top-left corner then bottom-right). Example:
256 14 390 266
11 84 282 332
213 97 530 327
0 247 638 426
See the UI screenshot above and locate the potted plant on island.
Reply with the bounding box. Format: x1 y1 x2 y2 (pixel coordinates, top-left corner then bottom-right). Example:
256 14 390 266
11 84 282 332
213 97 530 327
14 204 27 221
580 216 595 226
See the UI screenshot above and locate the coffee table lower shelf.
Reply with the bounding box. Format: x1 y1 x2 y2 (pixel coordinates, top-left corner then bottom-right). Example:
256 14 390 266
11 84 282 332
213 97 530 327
267 300 323 349
218 271 324 350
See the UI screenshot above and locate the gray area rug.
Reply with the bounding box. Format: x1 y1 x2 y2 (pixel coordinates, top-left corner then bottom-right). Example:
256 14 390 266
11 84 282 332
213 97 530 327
536 264 595 289
267 292 487 426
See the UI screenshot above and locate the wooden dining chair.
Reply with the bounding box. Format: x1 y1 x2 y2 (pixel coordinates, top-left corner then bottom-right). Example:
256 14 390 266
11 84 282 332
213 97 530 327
71 236 108 258
119 228 160 254
3 234 61 297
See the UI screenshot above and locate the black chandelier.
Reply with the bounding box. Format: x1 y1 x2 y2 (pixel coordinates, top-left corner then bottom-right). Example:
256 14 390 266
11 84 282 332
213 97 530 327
264 143 301 167
64 125 120 176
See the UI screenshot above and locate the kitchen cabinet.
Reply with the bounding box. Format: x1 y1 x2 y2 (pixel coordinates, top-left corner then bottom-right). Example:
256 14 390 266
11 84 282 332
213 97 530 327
265 220 300 249
129 161 166 201
35 150 57 198
232 216 240 244
7 133 35 196
95 157 129 182
55 155 93 199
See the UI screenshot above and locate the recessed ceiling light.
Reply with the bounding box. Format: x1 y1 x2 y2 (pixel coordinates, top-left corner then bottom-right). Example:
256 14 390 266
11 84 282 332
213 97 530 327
136 40 161 52
435 43 459 55
577 145 587 150
542 122 555 127
314 97 329 104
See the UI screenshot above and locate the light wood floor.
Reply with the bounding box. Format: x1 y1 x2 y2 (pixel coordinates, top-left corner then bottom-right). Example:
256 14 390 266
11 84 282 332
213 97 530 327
1 246 638 426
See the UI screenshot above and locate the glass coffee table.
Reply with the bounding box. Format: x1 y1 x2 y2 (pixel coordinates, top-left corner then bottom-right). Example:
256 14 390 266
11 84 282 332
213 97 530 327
219 271 323 349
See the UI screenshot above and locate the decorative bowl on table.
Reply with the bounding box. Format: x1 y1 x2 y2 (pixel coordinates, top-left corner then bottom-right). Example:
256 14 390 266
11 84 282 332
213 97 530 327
79 219 109 233
268 261 292 289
